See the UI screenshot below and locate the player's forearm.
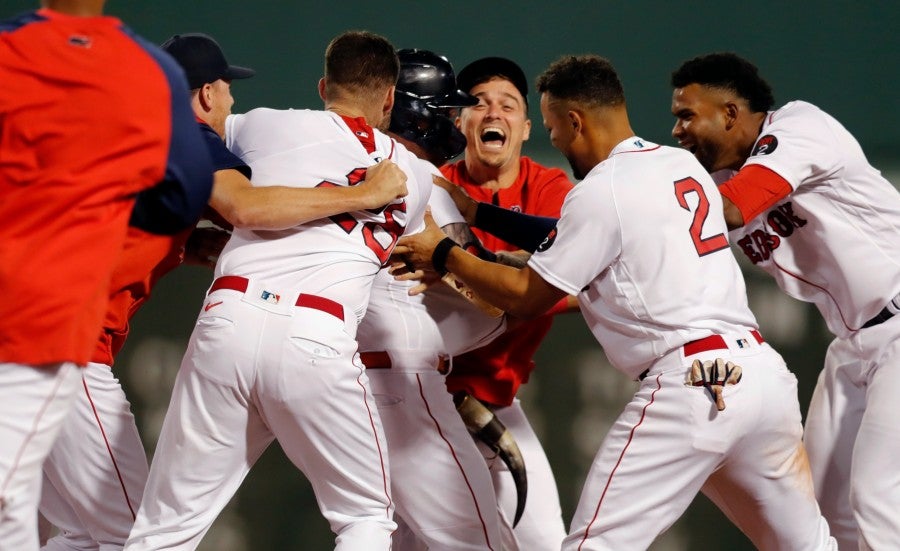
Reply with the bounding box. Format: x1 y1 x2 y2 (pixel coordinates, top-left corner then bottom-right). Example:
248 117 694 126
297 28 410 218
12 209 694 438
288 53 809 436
473 202 559 253
443 247 563 319
211 171 393 231
444 247 530 315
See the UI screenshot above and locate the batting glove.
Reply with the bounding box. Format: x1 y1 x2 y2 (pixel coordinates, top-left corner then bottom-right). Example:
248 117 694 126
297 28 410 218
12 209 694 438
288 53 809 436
686 358 742 411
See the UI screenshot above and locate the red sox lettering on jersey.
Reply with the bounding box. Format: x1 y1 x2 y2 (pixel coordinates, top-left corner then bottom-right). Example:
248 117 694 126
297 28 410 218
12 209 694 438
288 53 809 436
733 201 807 264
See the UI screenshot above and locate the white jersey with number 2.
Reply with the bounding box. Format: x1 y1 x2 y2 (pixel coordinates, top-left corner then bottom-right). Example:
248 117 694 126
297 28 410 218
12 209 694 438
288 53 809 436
529 137 758 380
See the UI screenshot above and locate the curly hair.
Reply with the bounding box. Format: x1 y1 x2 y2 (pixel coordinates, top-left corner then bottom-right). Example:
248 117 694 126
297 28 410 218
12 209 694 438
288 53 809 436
536 54 625 108
671 52 774 113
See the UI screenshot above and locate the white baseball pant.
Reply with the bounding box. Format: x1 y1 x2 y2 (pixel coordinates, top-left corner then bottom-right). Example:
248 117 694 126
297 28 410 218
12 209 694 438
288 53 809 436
805 313 900 551
124 280 395 550
365 357 501 550
0 362 81 551
563 333 836 550
40 361 148 551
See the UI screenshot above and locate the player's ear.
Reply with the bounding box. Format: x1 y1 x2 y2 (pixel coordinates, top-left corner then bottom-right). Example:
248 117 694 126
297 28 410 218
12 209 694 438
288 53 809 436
382 85 395 118
723 101 739 130
522 117 531 141
568 110 583 136
198 83 213 112
317 77 327 102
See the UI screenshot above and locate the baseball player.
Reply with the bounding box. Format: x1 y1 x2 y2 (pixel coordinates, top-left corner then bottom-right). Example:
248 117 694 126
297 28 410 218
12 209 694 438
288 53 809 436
37 32 409 550
440 56 573 548
395 54 837 550
670 52 900 550
0 3 212 549
123 31 430 550
357 48 510 550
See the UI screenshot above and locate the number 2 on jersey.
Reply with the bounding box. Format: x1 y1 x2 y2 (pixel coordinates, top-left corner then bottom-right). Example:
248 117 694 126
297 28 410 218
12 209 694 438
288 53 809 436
673 177 729 257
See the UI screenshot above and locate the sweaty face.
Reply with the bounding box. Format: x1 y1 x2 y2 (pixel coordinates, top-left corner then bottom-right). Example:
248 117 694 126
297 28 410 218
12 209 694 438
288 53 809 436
458 77 531 171
670 83 730 172
540 93 586 180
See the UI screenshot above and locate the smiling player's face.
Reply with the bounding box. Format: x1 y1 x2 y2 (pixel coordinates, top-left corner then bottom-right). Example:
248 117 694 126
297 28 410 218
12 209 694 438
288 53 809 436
457 77 531 172
671 84 732 172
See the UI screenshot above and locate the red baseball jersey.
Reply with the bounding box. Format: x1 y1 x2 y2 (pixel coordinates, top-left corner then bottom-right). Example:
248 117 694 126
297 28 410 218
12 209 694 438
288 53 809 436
440 156 573 406
0 9 211 366
92 122 250 366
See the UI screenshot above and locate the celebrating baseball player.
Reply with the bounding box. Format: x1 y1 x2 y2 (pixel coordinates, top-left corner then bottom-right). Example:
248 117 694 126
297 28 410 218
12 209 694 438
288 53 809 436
123 31 430 550
395 54 837 550
36 31 410 550
438 56 573 549
0 2 213 549
356 48 512 550
671 52 900 550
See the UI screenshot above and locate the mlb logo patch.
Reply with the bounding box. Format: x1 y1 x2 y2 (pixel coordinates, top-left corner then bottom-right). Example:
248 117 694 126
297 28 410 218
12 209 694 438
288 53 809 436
260 290 280 304
735 338 749 349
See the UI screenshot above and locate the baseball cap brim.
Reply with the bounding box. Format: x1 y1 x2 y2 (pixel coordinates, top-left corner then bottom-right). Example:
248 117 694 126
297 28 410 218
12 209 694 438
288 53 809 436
456 57 529 103
224 65 256 81
434 89 479 108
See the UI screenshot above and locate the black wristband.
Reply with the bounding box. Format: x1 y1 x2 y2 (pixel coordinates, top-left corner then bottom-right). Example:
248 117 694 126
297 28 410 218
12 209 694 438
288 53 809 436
432 237 460 276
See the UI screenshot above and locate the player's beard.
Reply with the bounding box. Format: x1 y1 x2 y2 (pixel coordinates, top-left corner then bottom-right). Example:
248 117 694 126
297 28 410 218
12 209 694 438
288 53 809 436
376 112 392 132
693 140 722 173
566 153 586 181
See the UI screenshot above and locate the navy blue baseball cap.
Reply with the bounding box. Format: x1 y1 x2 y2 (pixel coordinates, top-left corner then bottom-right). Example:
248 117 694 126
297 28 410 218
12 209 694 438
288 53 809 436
457 56 529 105
161 33 255 89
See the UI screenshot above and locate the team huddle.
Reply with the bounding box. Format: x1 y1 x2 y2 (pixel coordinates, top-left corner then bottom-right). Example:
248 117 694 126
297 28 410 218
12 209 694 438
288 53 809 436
2 2 899 551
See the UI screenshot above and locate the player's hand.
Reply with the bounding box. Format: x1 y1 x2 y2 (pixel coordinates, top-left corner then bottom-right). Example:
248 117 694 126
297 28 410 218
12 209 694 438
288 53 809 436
433 175 477 225
685 358 742 411
184 226 231 268
359 159 408 209
393 210 448 271
388 260 442 295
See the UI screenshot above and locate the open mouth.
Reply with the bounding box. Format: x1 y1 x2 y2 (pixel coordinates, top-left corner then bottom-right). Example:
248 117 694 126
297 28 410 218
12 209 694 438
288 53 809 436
678 140 698 154
480 126 506 149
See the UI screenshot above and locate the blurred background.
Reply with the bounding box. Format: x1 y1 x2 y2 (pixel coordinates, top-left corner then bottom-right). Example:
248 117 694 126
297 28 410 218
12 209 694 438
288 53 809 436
9 1 898 548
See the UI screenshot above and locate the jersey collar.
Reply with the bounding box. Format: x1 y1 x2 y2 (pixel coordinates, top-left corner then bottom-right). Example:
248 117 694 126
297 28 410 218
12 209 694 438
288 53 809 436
583 137 660 180
609 136 659 157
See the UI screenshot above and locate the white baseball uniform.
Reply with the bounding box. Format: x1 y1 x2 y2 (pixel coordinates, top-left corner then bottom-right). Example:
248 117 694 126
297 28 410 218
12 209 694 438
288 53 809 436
124 108 431 551
725 101 900 550
358 159 508 550
528 137 836 550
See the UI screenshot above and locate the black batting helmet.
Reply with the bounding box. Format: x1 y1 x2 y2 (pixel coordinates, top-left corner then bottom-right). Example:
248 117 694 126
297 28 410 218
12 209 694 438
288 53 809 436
390 49 477 163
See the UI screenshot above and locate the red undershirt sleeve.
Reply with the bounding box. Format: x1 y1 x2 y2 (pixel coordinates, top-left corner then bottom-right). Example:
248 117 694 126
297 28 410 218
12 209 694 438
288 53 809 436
718 164 794 225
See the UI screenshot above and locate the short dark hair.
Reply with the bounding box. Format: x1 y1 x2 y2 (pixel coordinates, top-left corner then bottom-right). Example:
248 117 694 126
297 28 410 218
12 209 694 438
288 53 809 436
536 55 625 108
324 31 399 94
671 52 775 113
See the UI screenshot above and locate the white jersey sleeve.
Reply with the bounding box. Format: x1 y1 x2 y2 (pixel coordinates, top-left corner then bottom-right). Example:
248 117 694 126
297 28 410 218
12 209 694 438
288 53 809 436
743 101 841 191
526 176 620 296
404 157 460 234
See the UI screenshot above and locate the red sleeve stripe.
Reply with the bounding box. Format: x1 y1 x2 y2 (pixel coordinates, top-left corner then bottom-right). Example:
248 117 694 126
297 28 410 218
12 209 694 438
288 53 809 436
717 164 793 225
